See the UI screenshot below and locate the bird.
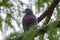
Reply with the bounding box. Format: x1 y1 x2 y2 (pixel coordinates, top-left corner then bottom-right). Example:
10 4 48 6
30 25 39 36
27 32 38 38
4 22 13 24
22 8 37 31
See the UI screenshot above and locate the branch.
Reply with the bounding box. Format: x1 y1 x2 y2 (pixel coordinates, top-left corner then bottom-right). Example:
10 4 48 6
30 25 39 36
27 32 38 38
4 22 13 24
38 19 60 33
38 0 60 23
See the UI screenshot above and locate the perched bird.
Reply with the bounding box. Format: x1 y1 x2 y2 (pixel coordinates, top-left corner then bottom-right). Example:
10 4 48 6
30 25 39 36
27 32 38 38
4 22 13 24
22 8 37 31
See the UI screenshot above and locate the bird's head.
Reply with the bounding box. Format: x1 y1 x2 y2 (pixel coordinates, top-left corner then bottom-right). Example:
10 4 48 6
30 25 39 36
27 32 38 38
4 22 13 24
23 8 33 14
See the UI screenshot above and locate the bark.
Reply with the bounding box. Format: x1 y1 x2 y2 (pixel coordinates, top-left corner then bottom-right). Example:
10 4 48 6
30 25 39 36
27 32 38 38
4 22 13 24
38 0 60 23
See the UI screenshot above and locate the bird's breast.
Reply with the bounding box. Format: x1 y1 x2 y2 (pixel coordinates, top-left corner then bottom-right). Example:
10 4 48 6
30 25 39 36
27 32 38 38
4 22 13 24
23 15 36 24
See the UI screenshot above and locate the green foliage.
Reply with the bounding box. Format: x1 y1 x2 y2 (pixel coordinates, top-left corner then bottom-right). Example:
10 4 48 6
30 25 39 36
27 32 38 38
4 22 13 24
35 0 51 11
39 34 44 40
0 16 3 30
5 32 22 40
19 1 24 6
5 13 14 28
56 5 60 19
47 21 58 40
36 0 44 11
22 26 38 40
5 22 59 40
6 13 13 18
0 0 13 8
5 19 13 28
45 0 52 4
5 25 39 40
